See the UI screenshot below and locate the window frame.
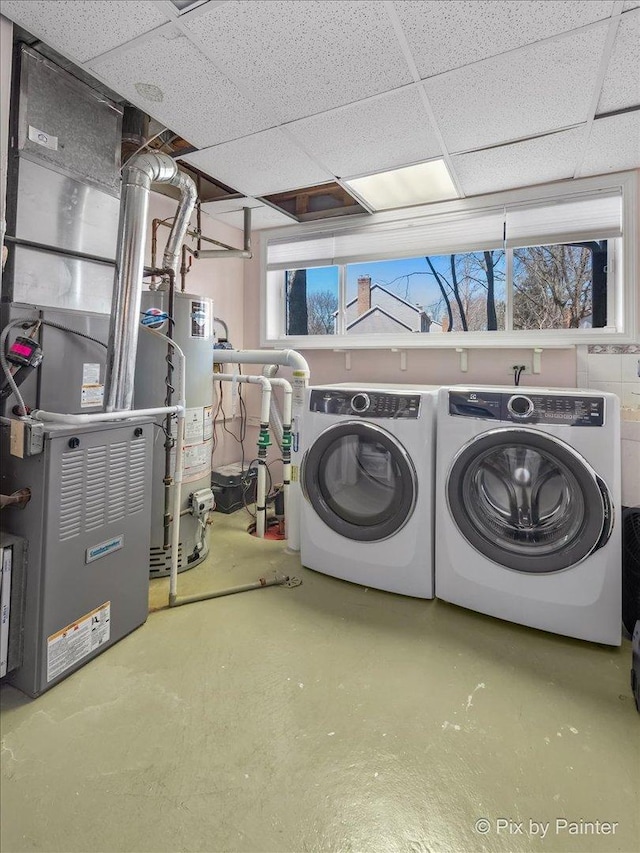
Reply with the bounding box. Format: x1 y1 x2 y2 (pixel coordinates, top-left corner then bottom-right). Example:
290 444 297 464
260 171 638 350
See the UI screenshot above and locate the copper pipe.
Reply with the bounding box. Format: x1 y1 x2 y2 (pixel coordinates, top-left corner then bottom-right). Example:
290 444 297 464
179 244 192 293
152 216 225 249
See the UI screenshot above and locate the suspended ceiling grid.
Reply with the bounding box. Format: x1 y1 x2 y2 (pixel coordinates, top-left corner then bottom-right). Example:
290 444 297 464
1 0 639 229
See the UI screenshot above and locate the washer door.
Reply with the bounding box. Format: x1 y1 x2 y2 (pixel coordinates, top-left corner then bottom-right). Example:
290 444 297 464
301 421 417 542
447 428 613 573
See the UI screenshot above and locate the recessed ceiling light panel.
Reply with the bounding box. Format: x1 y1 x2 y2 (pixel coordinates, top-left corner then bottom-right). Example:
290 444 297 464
344 159 458 210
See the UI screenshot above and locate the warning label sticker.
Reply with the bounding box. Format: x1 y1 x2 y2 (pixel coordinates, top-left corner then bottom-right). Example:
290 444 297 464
170 439 212 484
47 602 111 683
203 406 213 441
81 385 104 408
184 407 205 443
81 363 104 408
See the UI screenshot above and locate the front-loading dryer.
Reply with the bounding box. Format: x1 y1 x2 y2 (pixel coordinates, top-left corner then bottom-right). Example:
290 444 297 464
300 384 439 598
435 386 621 644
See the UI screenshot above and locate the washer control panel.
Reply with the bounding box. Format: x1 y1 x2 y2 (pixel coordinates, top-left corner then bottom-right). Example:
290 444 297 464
310 389 422 419
449 390 605 426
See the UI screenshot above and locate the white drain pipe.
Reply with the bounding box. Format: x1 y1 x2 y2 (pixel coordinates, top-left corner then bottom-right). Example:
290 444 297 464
30 406 181 424
208 350 309 551
214 373 272 537
215 374 292 538
266 377 292 537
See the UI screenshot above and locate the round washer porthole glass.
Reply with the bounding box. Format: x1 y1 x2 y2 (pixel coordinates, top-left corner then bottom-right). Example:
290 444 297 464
302 421 418 542
318 434 401 526
461 444 585 556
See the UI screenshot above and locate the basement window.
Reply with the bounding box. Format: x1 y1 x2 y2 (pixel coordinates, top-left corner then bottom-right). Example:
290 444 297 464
262 172 636 349
285 266 339 335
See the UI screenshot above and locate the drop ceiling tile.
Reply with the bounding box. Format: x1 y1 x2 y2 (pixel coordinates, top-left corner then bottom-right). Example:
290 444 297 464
452 128 584 196
623 1 639 9
578 112 640 176
0 0 170 63
183 129 334 197
182 0 413 122
394 0 614 78
423 23 608 153
200 197 264 215
597 10 640 113
90 32 273 149
286 86 442 178
207 205 296 231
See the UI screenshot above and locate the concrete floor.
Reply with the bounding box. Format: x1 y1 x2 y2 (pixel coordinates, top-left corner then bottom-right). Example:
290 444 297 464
1 510 638 853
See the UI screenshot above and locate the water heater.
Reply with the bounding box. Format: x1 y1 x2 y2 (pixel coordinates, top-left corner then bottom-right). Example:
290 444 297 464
135 291 215 577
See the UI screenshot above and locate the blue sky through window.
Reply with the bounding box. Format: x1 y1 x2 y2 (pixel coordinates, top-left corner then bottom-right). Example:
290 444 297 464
304 254 506 316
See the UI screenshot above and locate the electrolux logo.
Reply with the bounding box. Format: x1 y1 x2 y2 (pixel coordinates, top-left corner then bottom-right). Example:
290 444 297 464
85 535 124 564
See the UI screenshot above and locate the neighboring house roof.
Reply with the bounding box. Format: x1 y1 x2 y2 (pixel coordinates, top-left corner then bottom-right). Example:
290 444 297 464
344 283 422 314
333 281 443 333
345 283 423 330
346 305 415 334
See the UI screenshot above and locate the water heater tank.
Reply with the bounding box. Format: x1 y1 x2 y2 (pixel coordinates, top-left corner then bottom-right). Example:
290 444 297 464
135 290 215 577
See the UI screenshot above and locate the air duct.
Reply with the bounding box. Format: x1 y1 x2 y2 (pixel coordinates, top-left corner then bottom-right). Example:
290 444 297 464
104 151 197 412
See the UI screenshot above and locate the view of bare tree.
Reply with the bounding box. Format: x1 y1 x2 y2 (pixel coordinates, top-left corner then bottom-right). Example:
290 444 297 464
307 289 338 334
426 251 506 331
513 245 593 329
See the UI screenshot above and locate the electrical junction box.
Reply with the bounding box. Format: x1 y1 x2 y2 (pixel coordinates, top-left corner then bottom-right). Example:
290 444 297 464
10 418 44 457
190 488 215 517
211 462 258 514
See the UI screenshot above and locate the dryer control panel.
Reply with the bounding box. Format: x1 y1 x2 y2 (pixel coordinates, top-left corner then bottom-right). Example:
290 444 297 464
449 390 605 426
310 389 422 418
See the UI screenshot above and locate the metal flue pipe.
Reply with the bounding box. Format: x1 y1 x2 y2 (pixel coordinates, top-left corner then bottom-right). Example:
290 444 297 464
105 152 197 412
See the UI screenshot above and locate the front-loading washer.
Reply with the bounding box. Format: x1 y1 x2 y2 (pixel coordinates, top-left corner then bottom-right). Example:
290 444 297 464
435 386 621 644
300 384 439 598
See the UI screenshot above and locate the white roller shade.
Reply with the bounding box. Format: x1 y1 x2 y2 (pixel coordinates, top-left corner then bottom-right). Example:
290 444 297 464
505 190 622 248
267 188 623 270
267 207 504 270
333 207 505 263
267 235 335 269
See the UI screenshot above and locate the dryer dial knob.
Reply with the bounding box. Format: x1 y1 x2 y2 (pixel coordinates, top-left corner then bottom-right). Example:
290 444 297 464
351 393 370 413
507 394 534 419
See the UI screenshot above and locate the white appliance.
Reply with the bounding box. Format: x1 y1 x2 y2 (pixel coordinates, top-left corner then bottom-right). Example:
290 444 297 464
300 384 439 598
435 386 621 645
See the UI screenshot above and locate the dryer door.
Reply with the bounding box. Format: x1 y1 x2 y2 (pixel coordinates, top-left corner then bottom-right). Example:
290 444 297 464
301 421 417 542
446 428 613 573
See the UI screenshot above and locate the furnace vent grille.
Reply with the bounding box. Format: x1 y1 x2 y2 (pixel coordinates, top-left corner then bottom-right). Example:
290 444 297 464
59 450 84 540
85 446 107 531
108 441 128 523
127 441 147 516
58 437 148 541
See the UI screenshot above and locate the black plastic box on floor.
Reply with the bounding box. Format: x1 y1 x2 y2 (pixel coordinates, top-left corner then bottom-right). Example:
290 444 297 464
211 462 258 514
